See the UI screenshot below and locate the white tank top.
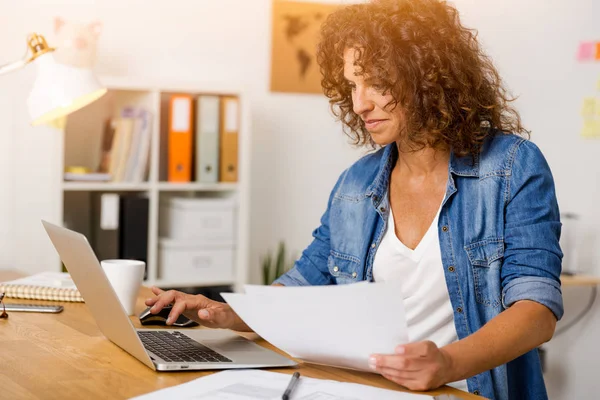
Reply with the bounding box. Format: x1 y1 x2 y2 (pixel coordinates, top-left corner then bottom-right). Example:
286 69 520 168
373 205 468 391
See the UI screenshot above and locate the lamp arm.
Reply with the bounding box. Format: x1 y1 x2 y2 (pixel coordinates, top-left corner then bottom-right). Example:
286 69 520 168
0 33 55 77
0 42 32 76
0 58 28 76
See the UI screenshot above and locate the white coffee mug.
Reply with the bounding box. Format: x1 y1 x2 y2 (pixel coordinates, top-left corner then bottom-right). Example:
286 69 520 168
101 259 145 315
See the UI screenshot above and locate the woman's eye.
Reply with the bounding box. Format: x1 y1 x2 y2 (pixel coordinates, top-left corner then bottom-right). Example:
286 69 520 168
372 83 385 91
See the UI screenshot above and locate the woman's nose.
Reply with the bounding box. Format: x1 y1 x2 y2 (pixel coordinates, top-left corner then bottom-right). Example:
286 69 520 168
352 87 375 115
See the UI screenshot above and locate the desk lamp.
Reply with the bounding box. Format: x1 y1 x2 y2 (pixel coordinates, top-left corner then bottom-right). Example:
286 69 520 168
0 33 106 126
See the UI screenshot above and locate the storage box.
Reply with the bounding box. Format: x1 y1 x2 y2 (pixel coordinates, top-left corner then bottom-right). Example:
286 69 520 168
159 196 236 242
158 239 235 283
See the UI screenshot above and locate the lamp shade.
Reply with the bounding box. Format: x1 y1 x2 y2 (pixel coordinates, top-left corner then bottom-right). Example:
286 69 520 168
26 52 107 126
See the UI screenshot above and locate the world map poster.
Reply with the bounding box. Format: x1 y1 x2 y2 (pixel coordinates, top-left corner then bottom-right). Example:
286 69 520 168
270 0 340 94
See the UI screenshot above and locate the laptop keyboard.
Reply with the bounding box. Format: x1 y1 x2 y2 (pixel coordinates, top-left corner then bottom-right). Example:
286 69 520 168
138 331 232 363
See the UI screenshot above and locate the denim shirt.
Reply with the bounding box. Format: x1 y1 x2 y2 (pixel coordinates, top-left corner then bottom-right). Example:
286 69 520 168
274 133 563 400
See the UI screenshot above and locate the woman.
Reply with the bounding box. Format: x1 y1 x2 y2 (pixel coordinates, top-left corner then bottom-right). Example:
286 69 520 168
147 0 563 398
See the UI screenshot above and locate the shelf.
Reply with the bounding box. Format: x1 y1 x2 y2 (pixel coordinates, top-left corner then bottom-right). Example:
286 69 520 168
62 182 237 192
561 274 600 287
55 79 251 293
157 182 238 192
62 182 151 191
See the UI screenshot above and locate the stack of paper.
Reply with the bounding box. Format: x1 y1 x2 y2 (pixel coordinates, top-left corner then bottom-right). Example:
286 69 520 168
221 281 408 372
130 369 433 400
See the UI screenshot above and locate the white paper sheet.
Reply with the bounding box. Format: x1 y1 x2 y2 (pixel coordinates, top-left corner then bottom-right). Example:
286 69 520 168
221 281 408 372
129 369 432 400
0 271 76 289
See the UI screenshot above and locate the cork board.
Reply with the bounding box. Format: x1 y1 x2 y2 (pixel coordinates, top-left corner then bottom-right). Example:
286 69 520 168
270 0 340 94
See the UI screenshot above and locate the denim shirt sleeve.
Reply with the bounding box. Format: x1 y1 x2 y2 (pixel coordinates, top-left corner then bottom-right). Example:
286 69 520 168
501 140 564 320
273 171 348 287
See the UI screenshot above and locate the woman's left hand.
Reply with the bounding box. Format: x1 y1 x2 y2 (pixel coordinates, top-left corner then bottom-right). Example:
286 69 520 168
369 341 453 391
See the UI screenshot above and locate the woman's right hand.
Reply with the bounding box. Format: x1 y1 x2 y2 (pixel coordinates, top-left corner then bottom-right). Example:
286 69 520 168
144 287 251 332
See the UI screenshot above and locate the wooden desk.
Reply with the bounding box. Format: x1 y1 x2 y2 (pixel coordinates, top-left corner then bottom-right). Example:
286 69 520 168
0 271 480 399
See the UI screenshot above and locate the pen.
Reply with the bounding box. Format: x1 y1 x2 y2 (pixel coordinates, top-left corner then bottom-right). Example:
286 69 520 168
282 371 300 400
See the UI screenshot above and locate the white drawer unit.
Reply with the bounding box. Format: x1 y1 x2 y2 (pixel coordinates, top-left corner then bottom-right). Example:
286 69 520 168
158 239 235 284
159 196 237 242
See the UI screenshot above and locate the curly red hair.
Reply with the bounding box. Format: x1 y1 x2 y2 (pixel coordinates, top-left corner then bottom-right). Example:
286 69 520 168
317 0 527 156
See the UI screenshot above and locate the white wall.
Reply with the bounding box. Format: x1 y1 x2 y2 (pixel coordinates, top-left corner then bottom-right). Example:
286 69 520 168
0 0 598 397
0 0 362 275
460 2 600 397
0 68 15 270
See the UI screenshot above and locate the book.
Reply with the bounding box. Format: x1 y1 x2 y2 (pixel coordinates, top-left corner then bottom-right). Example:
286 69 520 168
97 118 117 174
64 172 111 181
122 107 145 183
0 272 84 302
122 107 153 183
108 117 135 182
132 109 152 183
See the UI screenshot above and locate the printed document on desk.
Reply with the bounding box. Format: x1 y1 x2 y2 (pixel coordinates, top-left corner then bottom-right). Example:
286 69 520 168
129 369 432 399
221 281 408 372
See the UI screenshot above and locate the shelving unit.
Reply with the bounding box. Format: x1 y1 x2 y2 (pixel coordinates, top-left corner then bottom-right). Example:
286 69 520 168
59 76 251 292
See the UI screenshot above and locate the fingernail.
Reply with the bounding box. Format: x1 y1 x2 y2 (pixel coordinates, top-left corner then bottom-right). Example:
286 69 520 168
145 298 152 303
395 346 405 354
369 356 377 369
166 316 173 324
199 310 209 318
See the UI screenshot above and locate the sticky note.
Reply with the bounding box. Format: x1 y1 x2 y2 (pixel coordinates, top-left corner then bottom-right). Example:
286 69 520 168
597 43 600 61
581 97 597 117
581 120 600 138
577 42 595 62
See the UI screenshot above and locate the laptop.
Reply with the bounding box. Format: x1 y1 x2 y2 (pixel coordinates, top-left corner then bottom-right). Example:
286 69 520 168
41 220 297 371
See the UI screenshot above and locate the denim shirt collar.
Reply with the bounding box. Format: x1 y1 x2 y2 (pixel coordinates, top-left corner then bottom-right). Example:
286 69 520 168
365 144 396 206
450 149 480 177
365 143 480 205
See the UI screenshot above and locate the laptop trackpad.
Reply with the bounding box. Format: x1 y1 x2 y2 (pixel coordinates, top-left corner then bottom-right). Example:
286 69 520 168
206 339 258 353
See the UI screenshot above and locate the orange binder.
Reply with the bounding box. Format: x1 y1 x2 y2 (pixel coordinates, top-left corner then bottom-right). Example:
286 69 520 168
219 96 239 182
168 94 194 182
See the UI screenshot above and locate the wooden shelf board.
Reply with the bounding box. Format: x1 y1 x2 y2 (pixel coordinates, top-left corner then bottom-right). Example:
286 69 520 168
561 274 600 286
62 182 150 191
157 182 237 192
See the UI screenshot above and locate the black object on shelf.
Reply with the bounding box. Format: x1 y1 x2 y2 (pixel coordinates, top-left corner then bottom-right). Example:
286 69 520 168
119 194 150 279
90 193 120 261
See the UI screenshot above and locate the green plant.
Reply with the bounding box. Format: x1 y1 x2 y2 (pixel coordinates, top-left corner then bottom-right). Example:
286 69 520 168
261 241 295 285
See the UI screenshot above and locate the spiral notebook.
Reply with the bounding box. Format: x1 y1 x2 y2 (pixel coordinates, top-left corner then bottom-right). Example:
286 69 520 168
0 272 84 302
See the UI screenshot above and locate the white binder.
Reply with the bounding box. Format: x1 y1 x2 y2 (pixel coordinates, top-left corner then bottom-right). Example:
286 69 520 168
195 95 220 182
